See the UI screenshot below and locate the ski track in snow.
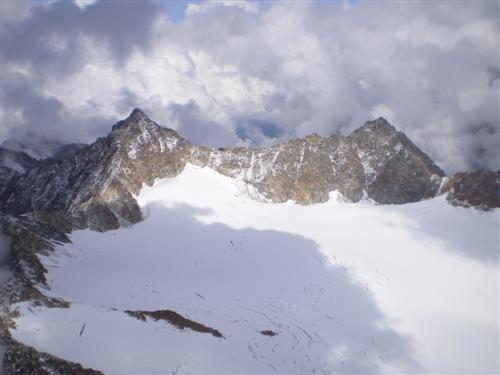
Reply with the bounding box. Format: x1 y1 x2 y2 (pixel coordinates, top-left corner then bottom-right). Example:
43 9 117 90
11 165 499 374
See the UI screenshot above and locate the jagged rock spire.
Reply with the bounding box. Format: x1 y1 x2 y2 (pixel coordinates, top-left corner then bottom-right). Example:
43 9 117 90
112 108 152 132
128 107 149 121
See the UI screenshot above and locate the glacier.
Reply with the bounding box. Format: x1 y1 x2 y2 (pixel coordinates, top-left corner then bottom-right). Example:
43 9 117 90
10 165 499 374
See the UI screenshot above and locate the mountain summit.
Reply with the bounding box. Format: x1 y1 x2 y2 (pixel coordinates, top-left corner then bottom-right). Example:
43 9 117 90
111 107 152 131
0 109 497 231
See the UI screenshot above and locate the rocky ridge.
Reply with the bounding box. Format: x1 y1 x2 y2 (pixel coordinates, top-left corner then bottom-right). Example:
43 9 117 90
0 108 463 232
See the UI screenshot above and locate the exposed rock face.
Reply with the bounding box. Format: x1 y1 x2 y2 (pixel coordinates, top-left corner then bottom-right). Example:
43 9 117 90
0 109 192 231
1 336 103 375
441 170 500 210
0 211 93 374
260 330 277 337
0 148 40 199
0 212 72 307
0 108 494 231
0 148 39 174
349 118 444 204
0 168 20 200
194 133 365 204
49 143 88 161
125 309 223 338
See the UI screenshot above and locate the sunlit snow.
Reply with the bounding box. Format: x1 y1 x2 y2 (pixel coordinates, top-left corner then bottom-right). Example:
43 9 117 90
11 165 499 374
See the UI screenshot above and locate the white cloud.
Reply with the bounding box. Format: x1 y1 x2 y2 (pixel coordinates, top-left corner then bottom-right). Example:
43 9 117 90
370 104 396 124
186 0 258 15
74 0 98 10
0 0 33 26
2 0 499 173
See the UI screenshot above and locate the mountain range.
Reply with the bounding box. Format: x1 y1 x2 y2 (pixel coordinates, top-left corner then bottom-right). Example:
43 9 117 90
0 109 498 374
1 108 497 232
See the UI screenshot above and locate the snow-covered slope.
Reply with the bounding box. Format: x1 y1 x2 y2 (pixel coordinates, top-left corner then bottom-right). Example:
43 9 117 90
10 165 499 374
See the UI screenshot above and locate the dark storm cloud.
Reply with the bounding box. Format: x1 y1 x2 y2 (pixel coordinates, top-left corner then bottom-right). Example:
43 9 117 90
116 88 142 115
3 73 112 144
3 0 162 65
3 77 64 136
1 0 163 144
488 66 500 86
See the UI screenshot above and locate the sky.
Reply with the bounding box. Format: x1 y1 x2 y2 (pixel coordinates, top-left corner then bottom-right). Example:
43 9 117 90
0 0 498 173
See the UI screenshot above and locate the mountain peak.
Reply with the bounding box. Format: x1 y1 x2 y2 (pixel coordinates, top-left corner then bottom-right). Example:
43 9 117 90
372 116 391 124
112 108 152 132
358 117 396 133
128 107 149 121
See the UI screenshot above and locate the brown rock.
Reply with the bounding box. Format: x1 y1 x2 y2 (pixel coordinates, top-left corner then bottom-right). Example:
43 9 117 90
441 170 500 210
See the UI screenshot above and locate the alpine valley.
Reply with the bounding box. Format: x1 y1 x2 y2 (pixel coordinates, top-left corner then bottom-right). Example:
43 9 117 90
0 109 498 374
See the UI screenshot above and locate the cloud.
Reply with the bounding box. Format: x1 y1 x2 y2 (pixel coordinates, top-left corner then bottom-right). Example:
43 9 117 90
186 0 258 15
162 101 241 147
1 0 498 172
74 0 98 10
1 0 163 144
236 118 285 147
370 104 396 125
0 0 33 26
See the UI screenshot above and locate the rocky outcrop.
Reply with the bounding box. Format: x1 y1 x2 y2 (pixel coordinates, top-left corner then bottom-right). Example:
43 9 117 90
349 118 444 204
49 143 88 161
0 212 85 375
0 148 40 199
193 133 365 204
441 170 500 210
1 336 102 375
0 212 72 307
0 168 20 200
125 309 224 338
